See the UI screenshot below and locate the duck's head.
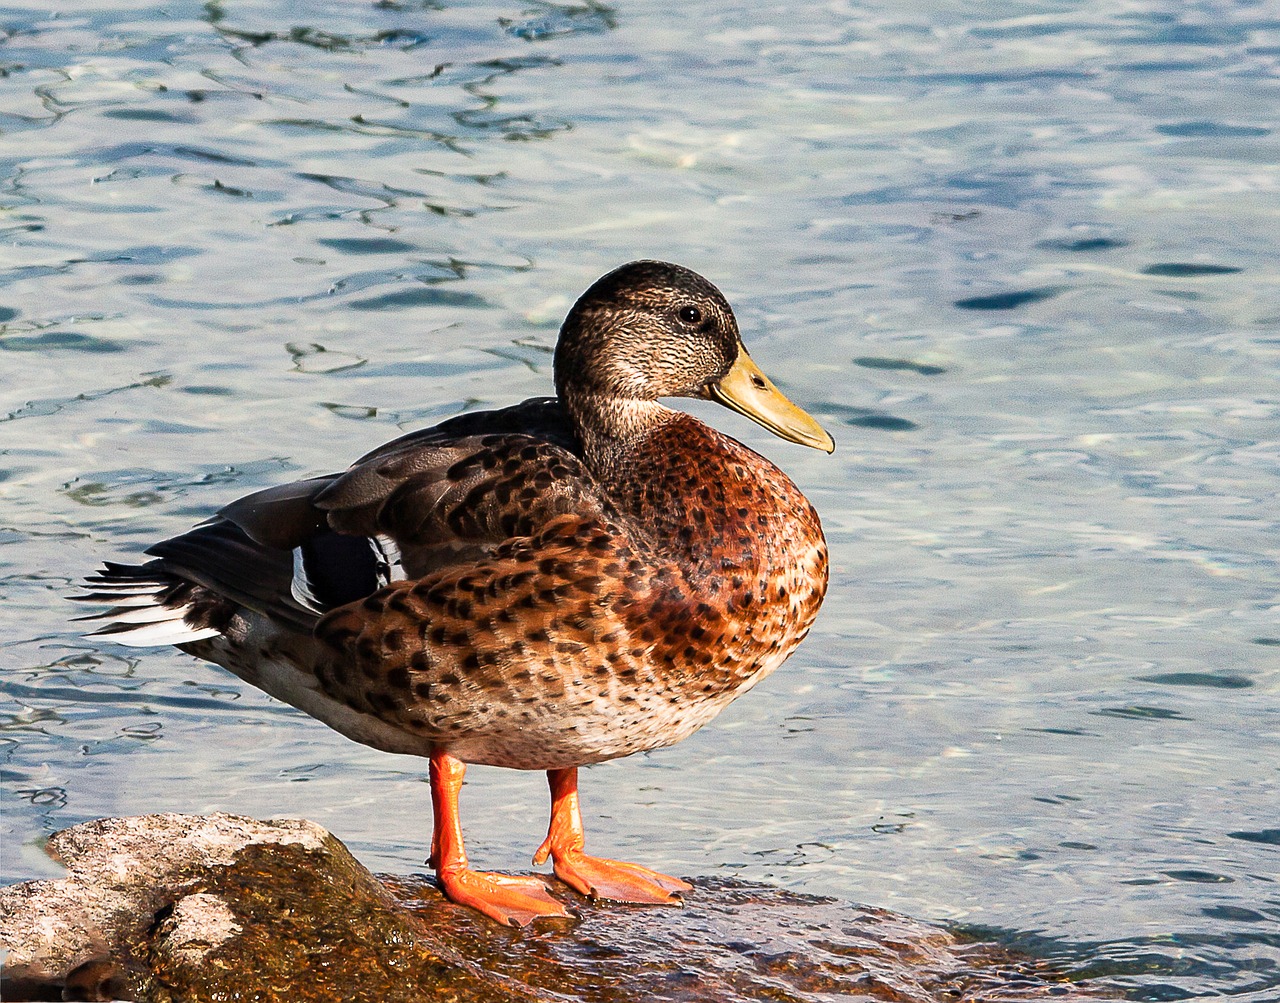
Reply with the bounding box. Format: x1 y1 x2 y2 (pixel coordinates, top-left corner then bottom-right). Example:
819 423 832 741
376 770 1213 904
554 260 835 453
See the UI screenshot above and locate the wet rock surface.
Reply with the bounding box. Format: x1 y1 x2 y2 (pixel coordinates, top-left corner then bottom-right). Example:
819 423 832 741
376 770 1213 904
1 813 1110 1002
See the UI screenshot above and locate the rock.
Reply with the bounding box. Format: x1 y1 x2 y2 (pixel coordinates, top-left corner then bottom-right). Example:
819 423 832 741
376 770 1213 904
0 813 522 1003
0 813 1110 1002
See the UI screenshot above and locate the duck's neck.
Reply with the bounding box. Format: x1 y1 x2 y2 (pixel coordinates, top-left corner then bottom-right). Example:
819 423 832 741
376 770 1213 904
563 392 679 476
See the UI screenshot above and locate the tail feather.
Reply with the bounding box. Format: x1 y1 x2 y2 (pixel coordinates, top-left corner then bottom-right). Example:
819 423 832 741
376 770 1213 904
89 618 223 647
80 578 167 591
71 590 168 607
72 563 227 648
72 603 192 625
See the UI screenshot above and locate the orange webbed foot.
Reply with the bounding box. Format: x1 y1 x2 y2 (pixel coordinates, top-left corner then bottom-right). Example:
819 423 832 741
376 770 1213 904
437 867 574 927
533 841 691 904
428 752 574 927
535 766 693 906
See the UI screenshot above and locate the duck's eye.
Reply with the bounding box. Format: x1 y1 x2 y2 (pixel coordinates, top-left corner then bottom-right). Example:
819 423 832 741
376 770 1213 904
677 305 703 326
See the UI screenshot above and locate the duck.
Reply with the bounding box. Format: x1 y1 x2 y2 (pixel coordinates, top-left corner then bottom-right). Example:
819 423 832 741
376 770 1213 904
77 260 834 926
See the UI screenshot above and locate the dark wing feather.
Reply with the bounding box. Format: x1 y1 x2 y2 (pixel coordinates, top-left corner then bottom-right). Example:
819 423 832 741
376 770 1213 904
346 397 575 465
215 476 332 550
144 520 319 631
83 398 609 642
312 399 614 578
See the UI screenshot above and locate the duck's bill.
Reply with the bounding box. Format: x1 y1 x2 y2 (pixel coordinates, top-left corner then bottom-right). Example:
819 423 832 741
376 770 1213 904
709 351 835 453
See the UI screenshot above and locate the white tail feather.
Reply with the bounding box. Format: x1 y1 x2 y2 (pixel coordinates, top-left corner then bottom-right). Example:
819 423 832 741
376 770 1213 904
89 617 223 647
76 573 225 647
85 603 194 625
81 579 168 593
72 592 162 608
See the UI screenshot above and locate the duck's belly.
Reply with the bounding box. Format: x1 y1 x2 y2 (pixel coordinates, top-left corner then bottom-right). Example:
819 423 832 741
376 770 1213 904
184 609 796 771
183 626 441 760
443 647 792 770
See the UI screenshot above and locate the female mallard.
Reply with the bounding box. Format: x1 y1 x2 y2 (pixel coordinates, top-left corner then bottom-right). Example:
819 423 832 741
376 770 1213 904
79 260 834 926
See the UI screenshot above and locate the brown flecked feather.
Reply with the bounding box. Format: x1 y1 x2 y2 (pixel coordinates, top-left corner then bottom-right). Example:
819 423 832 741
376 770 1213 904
306 411 825 769
78 260 833 923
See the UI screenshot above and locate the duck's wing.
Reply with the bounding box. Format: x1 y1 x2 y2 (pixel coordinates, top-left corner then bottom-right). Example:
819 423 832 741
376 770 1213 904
348 396 577 464
305 398 610 579
77 398 612 644
75 482 333 645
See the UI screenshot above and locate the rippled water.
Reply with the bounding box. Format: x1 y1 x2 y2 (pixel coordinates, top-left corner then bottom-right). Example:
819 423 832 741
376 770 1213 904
2 1 1277 999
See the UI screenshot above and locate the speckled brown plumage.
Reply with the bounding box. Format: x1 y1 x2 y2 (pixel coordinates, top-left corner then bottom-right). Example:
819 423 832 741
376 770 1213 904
308 410 826 770
80 259 833 925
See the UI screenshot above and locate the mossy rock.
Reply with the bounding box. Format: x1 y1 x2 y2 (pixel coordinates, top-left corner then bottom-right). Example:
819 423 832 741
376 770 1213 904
0 813 1109 1002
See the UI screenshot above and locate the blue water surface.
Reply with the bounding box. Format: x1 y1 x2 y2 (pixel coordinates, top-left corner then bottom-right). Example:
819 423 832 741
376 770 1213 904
1 2 1278 999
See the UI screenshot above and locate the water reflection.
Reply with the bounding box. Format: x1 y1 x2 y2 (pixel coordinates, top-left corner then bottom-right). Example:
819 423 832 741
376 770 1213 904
1 0 1278 999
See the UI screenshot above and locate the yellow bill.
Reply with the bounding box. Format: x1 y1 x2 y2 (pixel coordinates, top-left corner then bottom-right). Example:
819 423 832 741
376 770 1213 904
709 351 835 453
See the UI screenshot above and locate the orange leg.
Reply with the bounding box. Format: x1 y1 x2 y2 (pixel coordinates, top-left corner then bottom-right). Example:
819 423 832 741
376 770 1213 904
532 767 692 904
428 751 571 926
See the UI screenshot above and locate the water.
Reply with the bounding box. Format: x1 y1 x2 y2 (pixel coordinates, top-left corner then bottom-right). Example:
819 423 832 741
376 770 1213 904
2 0 1277 998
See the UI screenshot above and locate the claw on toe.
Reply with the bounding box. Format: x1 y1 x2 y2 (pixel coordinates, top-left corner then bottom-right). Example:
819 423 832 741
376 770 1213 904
533 832 691 904
548 850 692 905
438 867 574 927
